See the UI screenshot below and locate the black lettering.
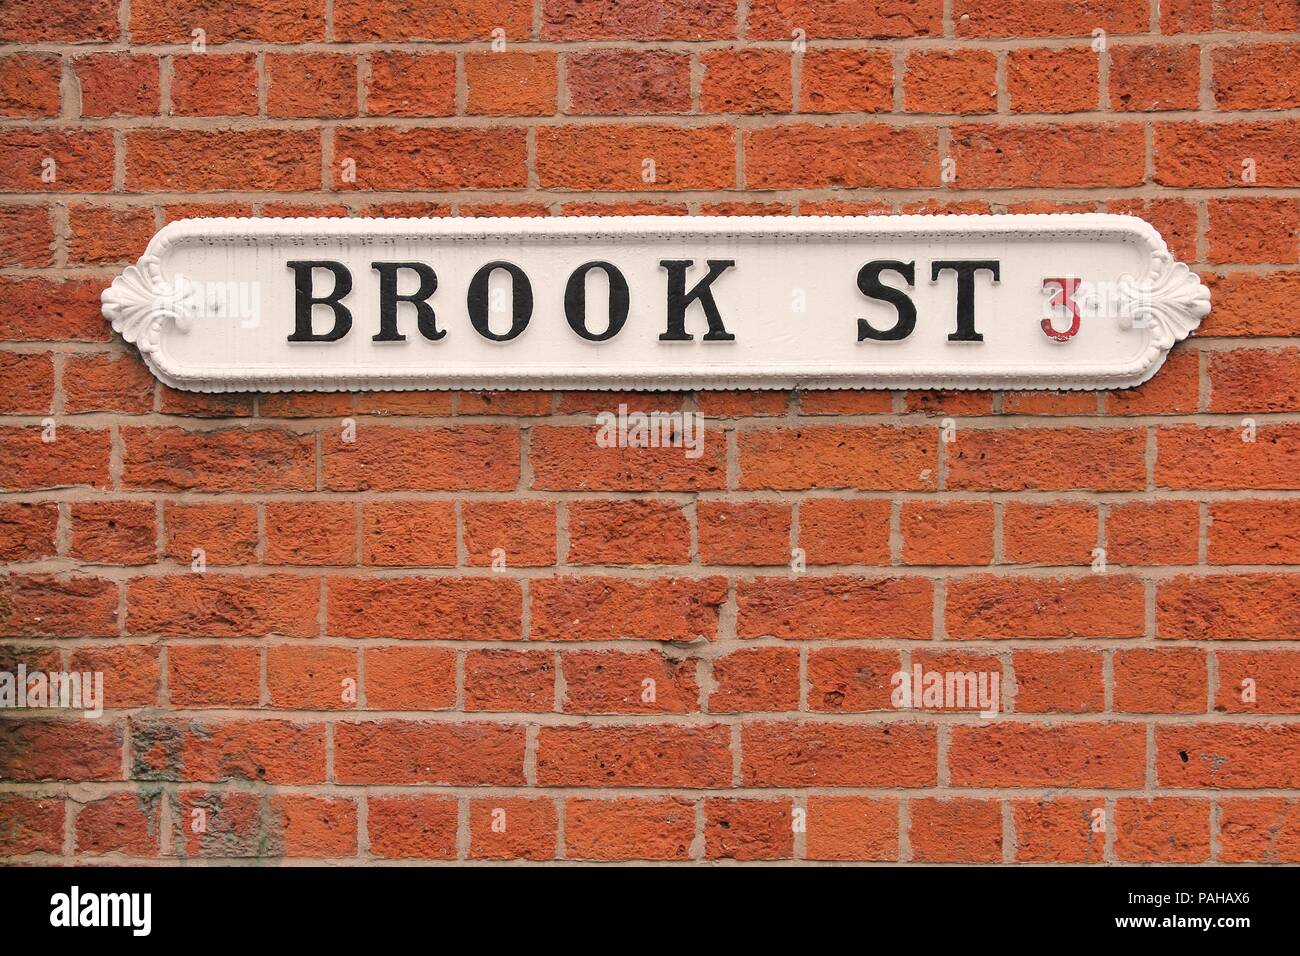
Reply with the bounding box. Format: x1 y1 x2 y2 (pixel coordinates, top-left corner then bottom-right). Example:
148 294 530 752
659 259 736 342
565 261 630 342
856 260 917 341
371 261 443 342
931 259 1000 342
286 260 352 342
467 261 533 342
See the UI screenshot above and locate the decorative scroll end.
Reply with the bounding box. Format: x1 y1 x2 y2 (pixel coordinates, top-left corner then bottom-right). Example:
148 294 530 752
101 254 199 355
1118 250 1211 351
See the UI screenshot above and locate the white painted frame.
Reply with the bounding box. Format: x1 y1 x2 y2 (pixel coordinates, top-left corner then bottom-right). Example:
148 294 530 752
102 214 1210 393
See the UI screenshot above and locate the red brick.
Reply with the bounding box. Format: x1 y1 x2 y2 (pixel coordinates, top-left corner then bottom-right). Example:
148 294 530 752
1217 651 1300 714
364 646 456 710
537 723 732 787
464 649 554 712
708 647 800 712
537 124 734 190
950 124 1145 188
170 54 257 117
1113 647 1207 714
946 574 1145 639
76 54 159 116
949 723 1145 788
0 719 123 782
335 721 525 785
530 424 725 491
1158 724 1300 788
127 129 321 191
1013 650 1104 713
1105 348 1199 414
562 650 698 714
466 52 557 116
903 50 997 114
0 796 64 855
744 721 936 787
1210 500 1300 564
564 798 694 861
0 502 58 561
128 574 318 637
0 278 109 340
365 52 455 117
1200 272 1300 336
271 795 356 857
1106 199 1199 263
910 798 1002 862
1106 500 1199 566
328 577 521 640
700 50 791 114
1218 798 1300 863
0 352 53 415
1013 798 1105 863
367 796 457 859
338 0 527 41
740 425 936 490
1156 120 1300 187
699 500 790 565
1208 199 1300 264
1003 502 1098 565
568 499 690 564
901 501 994 566
705 798 793 860
1158 573 1300 639
324 425 519 491
1115 798 1210 862
469 797 556 861
163 502 258 565
805 796 899 860
1007 48 1099 113
748 0 941 38
798 498 891 565
64 353 155 414
949 427 1145 491
262 502 354 567
532 575 725 642
737 576 932 639
568 50 689 115
267 53 356 118
0 573 119 637
123 427 315 492
0 129 115 192
167 644 261 708
75 792 161 857
267 645 357 710
0 206 54 266
544 0 731 40
1211 348 1300 411
808 647 899 712
954 0 1148 37
68 643 160 709
0 0 118 42
335 127 525 190
360 501 456 567
745 125 939 189
462 500 556 567
0 54 60 117
132 0 324 42
1214 42 1300 110
1110 44 1200 111
70 501 156 565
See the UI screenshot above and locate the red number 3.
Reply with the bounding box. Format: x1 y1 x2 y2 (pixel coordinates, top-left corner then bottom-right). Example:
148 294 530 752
1042 277 1082 342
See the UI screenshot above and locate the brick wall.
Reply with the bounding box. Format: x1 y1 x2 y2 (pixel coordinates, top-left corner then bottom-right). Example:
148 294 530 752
2 0 1299 864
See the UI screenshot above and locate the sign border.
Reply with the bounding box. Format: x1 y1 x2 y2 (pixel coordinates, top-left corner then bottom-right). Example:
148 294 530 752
101 213 1210 393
